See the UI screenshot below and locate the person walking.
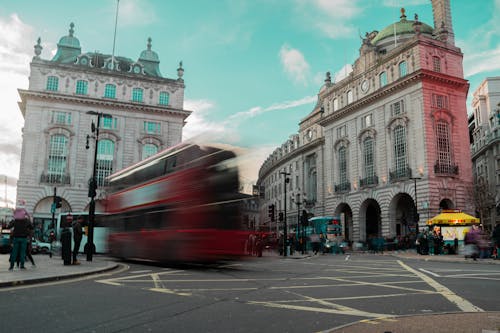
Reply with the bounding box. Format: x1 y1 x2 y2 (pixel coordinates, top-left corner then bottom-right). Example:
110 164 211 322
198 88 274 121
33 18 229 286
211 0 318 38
8 208 33 271
72 215 84 265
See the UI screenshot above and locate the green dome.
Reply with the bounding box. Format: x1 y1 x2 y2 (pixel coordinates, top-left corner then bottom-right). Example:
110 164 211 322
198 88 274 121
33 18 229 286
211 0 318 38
51 23 81 63
371 11 433 45
138 37 162 77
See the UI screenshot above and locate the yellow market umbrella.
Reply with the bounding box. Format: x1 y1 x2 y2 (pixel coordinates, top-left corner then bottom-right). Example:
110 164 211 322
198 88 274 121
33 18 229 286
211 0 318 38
426 210 480 225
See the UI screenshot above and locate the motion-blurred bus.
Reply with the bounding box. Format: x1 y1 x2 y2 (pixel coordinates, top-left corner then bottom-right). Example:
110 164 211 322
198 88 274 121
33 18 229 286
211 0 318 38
102 142 251 263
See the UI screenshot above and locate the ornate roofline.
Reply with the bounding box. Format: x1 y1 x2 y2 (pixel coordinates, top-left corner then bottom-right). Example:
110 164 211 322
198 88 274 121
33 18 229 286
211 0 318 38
17 89 192 119
258 137 324 180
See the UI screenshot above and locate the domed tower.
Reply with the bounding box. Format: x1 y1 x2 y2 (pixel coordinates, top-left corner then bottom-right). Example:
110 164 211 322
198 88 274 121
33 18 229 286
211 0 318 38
51 22 81 63
138 37 162 77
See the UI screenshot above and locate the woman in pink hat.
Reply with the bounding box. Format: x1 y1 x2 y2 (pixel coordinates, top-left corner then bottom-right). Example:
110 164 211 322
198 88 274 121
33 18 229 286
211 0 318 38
8 208 33 270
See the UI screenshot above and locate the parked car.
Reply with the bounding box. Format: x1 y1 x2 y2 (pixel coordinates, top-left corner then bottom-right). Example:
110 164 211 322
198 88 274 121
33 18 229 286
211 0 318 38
0 229 11 254
31 239 52 254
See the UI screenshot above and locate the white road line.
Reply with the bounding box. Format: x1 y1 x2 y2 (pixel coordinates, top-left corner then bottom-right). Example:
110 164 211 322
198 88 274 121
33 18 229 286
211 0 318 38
419 268 441 277
398 260 483 312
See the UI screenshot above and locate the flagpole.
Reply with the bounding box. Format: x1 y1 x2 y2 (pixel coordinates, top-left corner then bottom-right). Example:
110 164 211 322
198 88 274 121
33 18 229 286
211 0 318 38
111 0 120 69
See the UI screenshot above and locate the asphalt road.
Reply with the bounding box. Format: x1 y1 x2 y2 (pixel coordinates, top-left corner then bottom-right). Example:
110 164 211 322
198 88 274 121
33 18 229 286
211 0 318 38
0 254 499 333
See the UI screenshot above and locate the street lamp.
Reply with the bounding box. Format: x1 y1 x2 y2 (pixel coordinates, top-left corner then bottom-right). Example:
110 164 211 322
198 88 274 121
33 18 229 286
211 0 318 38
409 176 422 234
294 193 301 254
280 171 290 256
85 110 111 261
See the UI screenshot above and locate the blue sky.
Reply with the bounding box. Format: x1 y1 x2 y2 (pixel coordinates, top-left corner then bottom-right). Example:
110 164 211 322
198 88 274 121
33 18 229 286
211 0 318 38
0 0 499 205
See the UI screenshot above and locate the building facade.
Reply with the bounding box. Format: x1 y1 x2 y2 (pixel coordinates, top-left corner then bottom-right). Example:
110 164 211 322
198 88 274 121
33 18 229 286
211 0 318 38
257 0 474 243
470 77 500 231
16 23 191 238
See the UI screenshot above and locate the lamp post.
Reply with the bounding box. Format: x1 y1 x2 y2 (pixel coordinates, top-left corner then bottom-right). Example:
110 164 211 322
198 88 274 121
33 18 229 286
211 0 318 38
85 111 111 261
294 193 301 255
409 177 422 234
280 171 290 256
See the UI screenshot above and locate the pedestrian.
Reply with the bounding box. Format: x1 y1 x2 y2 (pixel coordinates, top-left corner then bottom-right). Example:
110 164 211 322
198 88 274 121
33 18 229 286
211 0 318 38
8 208 33 271
72 215 84 265
25 234 35 266
492 222 500 260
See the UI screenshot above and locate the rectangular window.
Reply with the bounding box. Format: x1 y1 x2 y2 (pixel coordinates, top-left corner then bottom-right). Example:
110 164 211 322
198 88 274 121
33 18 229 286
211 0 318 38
362 114 372 128
76 80 88 95
337 125 347 138
132 88 143 102
338 147 347 185
51 111 72 125
47 135 68 183
433 56 441 72
46 76 59 91
391 100 405 116
101 116 117 129
144 121 161 134
104 84 116 99
393 126 407 176
432 94 449 109
159 91 170 105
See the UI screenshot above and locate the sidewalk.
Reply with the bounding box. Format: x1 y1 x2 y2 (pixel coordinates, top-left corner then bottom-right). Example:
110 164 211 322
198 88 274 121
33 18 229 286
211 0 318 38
389 249 500 264
0 253 118 287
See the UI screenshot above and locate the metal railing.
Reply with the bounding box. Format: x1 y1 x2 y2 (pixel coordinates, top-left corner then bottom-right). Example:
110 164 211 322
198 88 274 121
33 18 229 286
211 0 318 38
334 182 351 193
389 166 412 182
40 173 71 185
360 175 379 187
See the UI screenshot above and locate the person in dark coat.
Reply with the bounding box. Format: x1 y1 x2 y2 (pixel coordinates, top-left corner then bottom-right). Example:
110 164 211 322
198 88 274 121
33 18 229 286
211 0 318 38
72 216 84 265
8 208 33 270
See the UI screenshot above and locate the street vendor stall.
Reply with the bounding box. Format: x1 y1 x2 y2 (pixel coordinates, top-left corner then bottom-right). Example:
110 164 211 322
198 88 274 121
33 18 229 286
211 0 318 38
426 209 480 253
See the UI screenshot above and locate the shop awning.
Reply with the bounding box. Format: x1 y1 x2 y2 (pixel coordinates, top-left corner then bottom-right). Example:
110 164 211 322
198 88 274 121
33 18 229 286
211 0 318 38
426 210 480 225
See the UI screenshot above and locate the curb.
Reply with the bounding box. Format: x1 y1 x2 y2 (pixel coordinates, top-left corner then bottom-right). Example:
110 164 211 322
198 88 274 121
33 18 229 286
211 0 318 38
0 263 119 288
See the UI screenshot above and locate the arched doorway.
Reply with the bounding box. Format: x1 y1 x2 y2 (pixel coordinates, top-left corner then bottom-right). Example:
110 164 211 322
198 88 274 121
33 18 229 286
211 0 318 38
389 193 416 238
359 199 381 241
32 196 72 242
439 199 454 210
335 203 353 241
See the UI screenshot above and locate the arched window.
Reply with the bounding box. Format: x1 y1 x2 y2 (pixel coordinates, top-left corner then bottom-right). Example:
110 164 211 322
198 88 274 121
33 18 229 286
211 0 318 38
96 139 114 186
379 72 387 87
46 76 59 91
347 90 353 104
104 84 116 98
363 137 375 180
393 125 408 177
399 61 407 77
436 121 452 172
142 143 158 160
48 134 68 183
338 146 347 185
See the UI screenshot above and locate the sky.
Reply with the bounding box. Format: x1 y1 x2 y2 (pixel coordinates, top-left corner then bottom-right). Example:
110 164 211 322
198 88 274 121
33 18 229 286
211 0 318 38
0 0 499 207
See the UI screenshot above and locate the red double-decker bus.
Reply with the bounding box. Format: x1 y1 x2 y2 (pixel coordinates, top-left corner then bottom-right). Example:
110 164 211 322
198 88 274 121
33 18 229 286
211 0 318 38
102 142 251 263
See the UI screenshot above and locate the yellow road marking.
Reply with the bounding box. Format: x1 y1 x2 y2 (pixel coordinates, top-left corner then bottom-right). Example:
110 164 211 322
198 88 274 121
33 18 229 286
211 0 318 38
397 260 484 312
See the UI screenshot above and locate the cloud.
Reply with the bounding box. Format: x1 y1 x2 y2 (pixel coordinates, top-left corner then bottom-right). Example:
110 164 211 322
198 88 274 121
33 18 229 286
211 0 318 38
116 0 157 27
333 64 353 83
459 0 500 78
0 14 34 206
295 0 361 39
279 44 311 85
381 0 428 6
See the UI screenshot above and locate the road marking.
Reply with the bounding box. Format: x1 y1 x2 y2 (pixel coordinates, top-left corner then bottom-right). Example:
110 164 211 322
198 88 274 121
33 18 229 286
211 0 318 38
419 268 441 277
130 270 152 274
398 260 484 312
149 287 192 296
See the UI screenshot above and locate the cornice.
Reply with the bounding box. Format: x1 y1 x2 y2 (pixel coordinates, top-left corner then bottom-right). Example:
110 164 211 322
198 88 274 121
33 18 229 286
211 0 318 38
30 60 184 87
319 69 468 127
18 89 192 118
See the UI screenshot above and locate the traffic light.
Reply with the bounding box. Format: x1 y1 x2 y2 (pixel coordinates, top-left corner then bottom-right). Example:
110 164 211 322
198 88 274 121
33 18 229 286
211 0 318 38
54 196 62 208
301 210 308 226
278 212 284 222
268 204 275 221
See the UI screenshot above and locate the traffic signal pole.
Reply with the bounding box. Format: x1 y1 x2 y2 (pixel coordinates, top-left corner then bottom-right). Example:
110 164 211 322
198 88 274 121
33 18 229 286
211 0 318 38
280 172 290 257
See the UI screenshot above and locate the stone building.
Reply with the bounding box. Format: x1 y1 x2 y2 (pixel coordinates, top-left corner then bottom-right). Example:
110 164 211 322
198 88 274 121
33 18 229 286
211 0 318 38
257 0 474 243
16 23 191 237
470 77 500 231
